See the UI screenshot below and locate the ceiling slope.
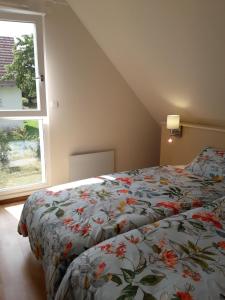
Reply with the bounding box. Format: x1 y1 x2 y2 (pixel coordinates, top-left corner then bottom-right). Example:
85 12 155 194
67 0 225 127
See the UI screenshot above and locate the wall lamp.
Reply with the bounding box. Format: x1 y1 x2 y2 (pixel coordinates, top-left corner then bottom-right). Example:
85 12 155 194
166 115 182 143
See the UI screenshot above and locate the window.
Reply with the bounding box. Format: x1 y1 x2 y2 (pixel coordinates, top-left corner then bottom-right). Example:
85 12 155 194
0 11 48 197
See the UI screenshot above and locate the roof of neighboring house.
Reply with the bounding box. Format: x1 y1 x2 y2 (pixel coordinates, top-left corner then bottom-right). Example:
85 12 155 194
0 36 15 87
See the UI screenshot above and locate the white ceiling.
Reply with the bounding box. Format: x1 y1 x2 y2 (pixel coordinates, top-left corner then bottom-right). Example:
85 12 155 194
67 0 225 126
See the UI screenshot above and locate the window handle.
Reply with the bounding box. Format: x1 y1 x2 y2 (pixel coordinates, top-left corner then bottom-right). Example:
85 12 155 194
35 75 45 82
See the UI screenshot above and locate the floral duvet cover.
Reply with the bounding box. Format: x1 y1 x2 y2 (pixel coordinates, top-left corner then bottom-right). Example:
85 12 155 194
55 196 225 300
18 166 225 299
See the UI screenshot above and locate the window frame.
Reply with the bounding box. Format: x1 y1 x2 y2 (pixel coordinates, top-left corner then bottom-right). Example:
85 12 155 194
0 11 47 117
0 10 50 199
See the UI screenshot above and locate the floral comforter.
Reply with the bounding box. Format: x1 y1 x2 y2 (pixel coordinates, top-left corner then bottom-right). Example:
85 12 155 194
55 196 225 300
18 166 225 299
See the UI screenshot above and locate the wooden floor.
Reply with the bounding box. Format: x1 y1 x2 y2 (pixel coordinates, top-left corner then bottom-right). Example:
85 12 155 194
0 202 46 300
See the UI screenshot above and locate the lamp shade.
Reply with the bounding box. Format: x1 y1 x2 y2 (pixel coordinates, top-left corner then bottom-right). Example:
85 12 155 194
167 115 180 129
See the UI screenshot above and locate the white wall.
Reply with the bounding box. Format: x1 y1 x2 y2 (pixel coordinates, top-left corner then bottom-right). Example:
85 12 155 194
0 1 161 186
160 124 225 165
44 3 160 185
0 86 22 129
0 86 22 110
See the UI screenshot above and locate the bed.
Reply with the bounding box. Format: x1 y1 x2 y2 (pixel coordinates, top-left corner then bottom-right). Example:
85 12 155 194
55 196 225 300
18 147 225 299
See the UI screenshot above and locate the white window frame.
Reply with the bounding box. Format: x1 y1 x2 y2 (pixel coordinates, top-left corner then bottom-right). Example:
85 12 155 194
0 10 50 200
0 11 47 117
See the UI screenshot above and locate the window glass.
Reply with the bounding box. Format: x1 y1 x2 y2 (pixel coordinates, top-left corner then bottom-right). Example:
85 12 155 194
0 21 39 110
0 119 45 190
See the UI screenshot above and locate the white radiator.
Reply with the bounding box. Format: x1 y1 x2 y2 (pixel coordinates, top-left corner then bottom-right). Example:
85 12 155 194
69 150 115 181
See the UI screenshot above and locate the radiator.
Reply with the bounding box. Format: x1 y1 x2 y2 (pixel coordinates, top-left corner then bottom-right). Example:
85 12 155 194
69 150 115 181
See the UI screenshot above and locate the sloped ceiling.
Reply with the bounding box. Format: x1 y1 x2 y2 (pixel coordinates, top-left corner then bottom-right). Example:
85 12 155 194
67 0 225 127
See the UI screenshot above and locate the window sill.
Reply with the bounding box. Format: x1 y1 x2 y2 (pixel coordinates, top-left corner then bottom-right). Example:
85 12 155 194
0 182 49 202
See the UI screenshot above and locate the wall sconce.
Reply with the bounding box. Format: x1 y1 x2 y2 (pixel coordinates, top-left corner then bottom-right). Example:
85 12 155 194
166 115 182 143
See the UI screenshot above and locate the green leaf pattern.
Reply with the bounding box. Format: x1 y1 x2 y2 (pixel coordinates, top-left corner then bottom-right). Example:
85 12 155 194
18 165 225 299
56 197 225 300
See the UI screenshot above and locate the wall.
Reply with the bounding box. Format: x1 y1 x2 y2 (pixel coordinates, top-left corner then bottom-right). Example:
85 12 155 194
160 124 225 165
45 3 160 184
0 1 160 186
0 86 22 129
0 86 22 110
